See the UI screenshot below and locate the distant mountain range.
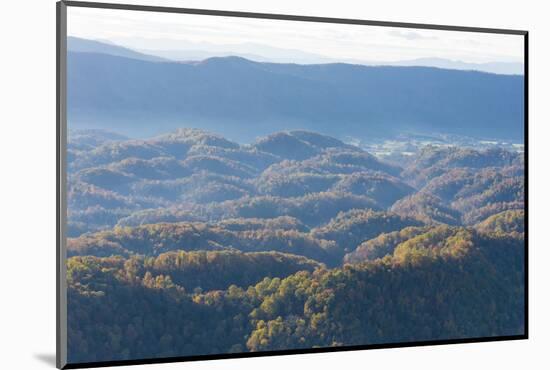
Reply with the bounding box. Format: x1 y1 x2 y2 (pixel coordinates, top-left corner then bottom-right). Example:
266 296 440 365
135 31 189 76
68 37 168 62
67 37 525 142
70 36 523 75
379 57 523 75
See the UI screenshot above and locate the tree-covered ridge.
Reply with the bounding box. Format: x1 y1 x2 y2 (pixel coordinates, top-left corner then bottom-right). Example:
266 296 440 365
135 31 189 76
391 192 462 225
68 209 424 266
68 129 400 235
68 129 523 236
345 209 525 265
403 146 519 187
475 209 525 235
68 221 339 265
311 209 424 253
246 227 524 351
68 224 524 363
67 128 525 364
68 250 322 292
111 192 381 230
343 226 430 263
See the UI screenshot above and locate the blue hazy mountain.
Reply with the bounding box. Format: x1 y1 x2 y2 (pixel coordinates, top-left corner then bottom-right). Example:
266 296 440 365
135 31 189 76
383 57 523 75
67 50 524 142
68 36 168 62
112 37 523 74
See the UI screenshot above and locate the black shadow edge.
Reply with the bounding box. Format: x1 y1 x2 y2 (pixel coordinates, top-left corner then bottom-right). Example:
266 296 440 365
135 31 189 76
62 334 528 369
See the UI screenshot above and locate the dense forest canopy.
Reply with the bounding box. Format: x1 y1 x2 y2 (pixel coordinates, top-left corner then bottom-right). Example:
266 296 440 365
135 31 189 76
66 127 525 363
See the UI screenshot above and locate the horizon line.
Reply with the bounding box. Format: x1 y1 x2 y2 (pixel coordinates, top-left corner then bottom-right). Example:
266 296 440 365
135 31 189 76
67 36 525 75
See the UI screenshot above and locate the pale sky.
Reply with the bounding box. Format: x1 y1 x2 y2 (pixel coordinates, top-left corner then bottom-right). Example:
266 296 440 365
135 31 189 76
67 6 524 64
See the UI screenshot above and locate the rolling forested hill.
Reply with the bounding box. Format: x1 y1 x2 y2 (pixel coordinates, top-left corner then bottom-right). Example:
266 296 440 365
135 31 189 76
66 127 525 363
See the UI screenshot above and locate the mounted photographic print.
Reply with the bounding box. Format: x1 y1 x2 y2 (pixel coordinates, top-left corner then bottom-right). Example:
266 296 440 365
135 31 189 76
56 1 528 368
